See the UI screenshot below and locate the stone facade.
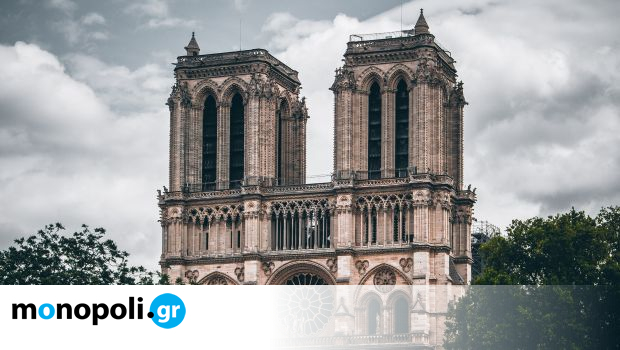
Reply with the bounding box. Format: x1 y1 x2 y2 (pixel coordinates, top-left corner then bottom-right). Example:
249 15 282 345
159 11 475 348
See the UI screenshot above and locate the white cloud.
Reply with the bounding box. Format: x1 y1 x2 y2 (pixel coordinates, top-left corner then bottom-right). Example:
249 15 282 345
126 0 199 29
81 12 106 26
233 0 249 12
126 0 169 18
262 13 332 51
47 0 76 14
145 17 198 29
53 19 109 45
0 42 171 269
65 54 170 114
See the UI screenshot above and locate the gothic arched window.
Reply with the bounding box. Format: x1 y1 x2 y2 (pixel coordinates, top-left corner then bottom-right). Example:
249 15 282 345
394 297 409 334
368 81 382 180
202 95 217 190
229 93 244 189
395 80 409 177
368 298 381 335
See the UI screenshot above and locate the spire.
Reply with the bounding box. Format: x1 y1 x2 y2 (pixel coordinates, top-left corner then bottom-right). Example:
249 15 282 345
184 32 200 56
414 9 430 35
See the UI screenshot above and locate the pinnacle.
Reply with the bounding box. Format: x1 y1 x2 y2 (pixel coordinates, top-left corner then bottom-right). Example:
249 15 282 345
184 32 200 55
415 8 430 35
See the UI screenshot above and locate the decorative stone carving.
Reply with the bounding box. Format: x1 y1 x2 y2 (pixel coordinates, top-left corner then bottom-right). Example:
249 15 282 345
206 276 228 285
187 204 244 224
185 269 199 283
326 258 338 273
331 67 356 91
166 84 177 111
291 96 308 119
373 268 396 293
179 81 192 108
399 258 413 273
234 266 245 282
412 59 447 87
448 81 467 107
355 260 369 275
412 190 432 206
433 191 452 209
262 261 275 276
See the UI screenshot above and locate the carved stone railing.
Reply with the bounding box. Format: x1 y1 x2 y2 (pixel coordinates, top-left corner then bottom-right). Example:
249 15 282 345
163 189 243 201
265 182 334 194
176 49 299 79
161 172 458 202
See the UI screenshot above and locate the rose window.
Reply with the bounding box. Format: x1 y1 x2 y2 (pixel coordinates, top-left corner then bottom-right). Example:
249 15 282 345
278 273 334 335
373 268 396 293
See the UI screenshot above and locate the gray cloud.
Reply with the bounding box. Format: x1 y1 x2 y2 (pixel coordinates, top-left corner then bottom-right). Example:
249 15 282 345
0 0 617 268
124 0 199 29
0 42 169 269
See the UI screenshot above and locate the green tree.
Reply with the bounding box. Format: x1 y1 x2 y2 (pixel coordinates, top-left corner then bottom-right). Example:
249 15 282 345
475 208 615 285
445 207 620 349
0 223 167 285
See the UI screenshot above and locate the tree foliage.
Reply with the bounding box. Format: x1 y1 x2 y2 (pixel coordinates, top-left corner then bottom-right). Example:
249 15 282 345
445 207 620 349
0 223 166 285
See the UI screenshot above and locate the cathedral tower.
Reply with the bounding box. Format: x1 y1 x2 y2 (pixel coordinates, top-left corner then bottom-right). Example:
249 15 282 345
167 36 308 193
332 10 465 190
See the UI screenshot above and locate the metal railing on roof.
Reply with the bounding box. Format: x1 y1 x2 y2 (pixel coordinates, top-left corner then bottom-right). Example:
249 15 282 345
349 30 414 42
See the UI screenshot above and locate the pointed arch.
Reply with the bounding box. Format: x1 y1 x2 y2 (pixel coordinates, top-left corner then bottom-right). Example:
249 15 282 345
387 290 411 334
386 64 414 90
198 271 238 285
192 78 221 107
359 263 413 285
266 260 336 285
220 76 249 103
358 66 386 91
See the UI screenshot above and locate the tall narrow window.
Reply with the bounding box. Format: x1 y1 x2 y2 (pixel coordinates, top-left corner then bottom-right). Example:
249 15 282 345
368 82 382 179
202 95 217 190
276 100 288 185
395 80 409 177
229 93 244 188
368 299 381 335
394 298 409 334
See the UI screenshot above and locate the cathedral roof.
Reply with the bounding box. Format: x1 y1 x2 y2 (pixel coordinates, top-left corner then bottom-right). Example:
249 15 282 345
414 9 430 35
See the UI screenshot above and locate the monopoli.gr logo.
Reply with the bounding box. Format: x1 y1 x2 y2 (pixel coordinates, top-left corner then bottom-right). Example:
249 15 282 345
11 293 186 329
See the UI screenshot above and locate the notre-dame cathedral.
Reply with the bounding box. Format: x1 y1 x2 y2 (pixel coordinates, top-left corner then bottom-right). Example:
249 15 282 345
158 10 475 347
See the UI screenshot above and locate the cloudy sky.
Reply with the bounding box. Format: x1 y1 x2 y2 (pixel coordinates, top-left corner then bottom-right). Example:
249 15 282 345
0 0 618 269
